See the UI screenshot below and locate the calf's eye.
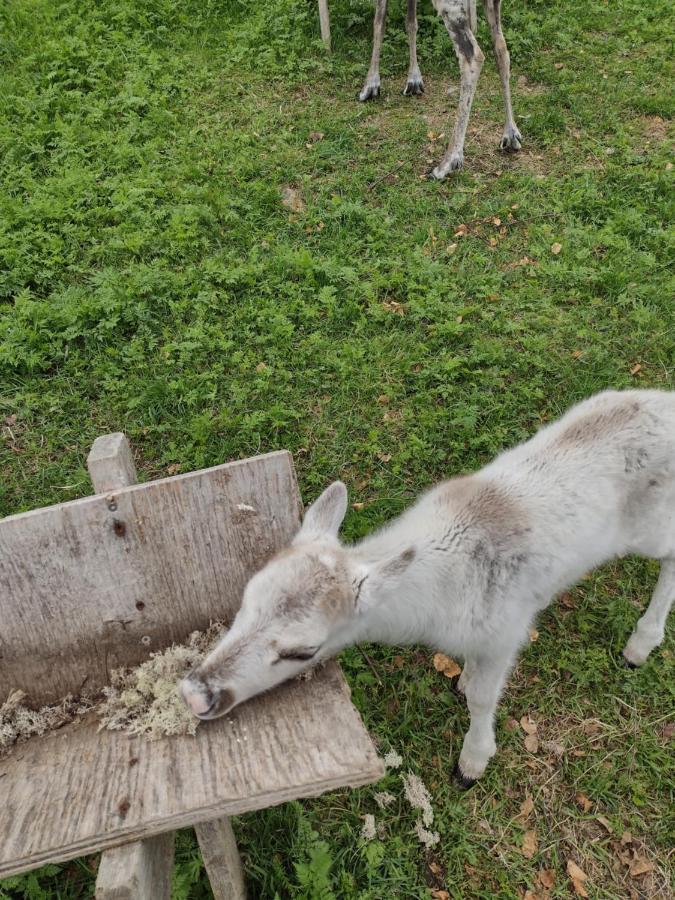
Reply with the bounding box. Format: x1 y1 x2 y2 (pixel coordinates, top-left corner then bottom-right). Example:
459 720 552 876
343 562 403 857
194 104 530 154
276 647 319 663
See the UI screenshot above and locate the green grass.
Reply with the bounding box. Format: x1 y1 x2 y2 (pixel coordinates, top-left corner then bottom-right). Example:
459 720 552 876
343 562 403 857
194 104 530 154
0 0 673 896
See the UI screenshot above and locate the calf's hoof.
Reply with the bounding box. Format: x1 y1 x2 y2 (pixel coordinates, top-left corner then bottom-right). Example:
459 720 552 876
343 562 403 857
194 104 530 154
359 82 381 102
403 76 424 96
453 762 477 790
500 126 522 152
431 153 464 180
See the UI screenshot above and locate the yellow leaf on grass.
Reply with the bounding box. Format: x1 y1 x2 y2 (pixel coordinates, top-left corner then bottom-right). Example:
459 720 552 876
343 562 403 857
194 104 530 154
629 856 655 877
524 733 539 753
433 653 461 678
575 792 593 813
520 715 538 735
551 242 562 255
517 795 535 820
567 860 589 897
522 830 538 859
529 627 539 642
538 868 556 888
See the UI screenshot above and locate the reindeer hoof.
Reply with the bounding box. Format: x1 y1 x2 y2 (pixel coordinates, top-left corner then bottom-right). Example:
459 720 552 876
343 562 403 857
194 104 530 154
499 127 522 152
359 83 381 102
403 76 424 96
453 763 477 790
431 154 464 180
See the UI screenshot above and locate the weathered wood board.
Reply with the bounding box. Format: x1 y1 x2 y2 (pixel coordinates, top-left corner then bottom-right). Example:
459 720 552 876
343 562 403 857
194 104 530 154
0 451 302 704
0 662 384 878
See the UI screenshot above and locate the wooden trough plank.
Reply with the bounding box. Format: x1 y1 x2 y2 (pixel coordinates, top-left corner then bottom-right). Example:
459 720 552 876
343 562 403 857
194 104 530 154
194 819 247 900
0 450 302 704
95 832 174 900
90 435 178 900
0 661 384 878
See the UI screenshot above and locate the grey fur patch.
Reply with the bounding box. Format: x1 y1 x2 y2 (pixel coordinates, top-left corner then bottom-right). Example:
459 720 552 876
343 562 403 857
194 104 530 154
450 19 475 61
554 400 640 448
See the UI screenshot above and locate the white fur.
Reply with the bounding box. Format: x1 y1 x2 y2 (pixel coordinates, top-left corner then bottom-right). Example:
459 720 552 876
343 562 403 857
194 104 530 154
182 390 675 781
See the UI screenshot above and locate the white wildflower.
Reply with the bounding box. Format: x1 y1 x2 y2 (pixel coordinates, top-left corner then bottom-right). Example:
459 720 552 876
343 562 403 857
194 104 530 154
361 814 377 841
374 791 396 809
383 749 403 769
402 772 434 827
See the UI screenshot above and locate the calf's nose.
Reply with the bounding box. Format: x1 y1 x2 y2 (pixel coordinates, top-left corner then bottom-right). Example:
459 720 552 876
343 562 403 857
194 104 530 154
180 679 214 716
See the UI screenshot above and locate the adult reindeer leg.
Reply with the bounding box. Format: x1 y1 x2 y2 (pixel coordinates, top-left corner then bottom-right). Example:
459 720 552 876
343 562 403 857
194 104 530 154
360 0 389 100
484 0 521 150
430 0 484 178
403 0 424 95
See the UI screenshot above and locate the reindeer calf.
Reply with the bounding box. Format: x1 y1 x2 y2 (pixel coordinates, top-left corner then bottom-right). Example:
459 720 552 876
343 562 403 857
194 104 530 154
181 390 675 785
359 0 521 178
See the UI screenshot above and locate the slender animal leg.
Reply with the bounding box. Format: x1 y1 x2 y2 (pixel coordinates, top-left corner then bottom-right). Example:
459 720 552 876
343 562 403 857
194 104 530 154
484 0 521 150
623 559 675 666
403 0 424 95
431 0 485 178
360 0 389 101
456 649 514 785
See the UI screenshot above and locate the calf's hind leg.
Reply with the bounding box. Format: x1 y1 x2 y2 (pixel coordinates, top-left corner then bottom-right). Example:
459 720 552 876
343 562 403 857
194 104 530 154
623 559 675 667
431 0 485 178
360 0 388 101
403 0 424 95
484 0 521 150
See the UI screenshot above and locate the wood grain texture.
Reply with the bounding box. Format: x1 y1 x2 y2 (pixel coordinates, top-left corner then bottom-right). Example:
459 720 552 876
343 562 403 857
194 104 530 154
194 819 247 900
0 451 303 704
95 832 174 900
87 434 138 494
0 661 384 878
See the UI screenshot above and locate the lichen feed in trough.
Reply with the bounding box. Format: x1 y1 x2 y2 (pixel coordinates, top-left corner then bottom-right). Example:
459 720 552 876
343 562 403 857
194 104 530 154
0 622 225 759
97 622 225 738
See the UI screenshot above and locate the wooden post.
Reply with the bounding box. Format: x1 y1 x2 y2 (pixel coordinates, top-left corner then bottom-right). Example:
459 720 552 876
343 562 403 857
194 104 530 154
89 435 176 900
88 433 247 900
87 433 138 493
318 0 331 51
195 819 247 900
95 833 174 900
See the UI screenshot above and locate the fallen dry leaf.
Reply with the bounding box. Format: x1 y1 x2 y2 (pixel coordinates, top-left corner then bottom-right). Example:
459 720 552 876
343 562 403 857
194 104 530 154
166 464 181 475
524 733 539 753
560 592 575 608
575 792 593 813
393 655 404 669
431 891 449 900
307 131 324 143
522 830 538 859
554 62 565 70
505 717 520 731
352 502 364 511
520 715 538 735
629 363 642 376
381 300 405 316
629 856 655 877
542 739 565 758
433 653 462 679
567 860 589 897
551 242 563 255
454 223 469 237
280 186 305 213
377 394 390 405
529 627 539 642
517 795 535 820
538 869 556 889
596 815 612 832
571 349 584 359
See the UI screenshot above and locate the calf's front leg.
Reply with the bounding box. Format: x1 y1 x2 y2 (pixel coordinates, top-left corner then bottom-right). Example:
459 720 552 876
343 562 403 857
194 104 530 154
431 0 484 178
456 649 515 786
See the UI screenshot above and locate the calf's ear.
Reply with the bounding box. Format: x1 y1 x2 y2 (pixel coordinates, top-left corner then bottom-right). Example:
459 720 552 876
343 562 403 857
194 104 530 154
294 481 348 544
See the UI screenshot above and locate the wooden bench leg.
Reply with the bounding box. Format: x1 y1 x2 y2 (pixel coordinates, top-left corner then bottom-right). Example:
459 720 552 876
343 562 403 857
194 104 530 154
318 0 331 51
195 818 247 900
95 833 175 900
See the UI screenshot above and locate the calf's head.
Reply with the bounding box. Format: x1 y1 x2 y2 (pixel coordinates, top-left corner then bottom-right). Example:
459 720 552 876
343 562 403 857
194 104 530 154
180 481 361 720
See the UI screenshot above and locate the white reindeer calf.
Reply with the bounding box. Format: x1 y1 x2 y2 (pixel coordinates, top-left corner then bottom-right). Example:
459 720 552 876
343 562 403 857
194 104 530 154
359 0 522 178
181 390 675 785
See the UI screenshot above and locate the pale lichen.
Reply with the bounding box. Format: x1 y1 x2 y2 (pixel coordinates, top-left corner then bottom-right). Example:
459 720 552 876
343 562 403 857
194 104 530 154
97 623 225 739
0 690 95 759
361 813 377 841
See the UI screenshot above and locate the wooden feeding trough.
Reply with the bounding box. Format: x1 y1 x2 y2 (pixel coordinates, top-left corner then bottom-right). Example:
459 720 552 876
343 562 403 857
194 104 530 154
0 436 384 898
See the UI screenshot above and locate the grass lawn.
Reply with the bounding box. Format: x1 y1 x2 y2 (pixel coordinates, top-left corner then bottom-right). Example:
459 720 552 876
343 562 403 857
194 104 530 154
1 0 673 896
